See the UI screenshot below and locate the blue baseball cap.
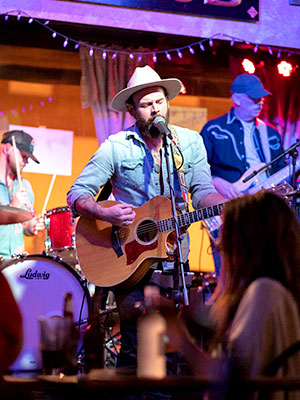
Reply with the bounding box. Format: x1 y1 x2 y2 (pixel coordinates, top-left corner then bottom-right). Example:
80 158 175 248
231 73 271 99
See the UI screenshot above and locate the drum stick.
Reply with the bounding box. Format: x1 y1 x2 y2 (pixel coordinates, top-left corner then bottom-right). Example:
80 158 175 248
11 136 22 189
42 174 56 214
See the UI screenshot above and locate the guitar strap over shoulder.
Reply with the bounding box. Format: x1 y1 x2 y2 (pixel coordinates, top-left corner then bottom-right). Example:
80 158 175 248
168 125 189 214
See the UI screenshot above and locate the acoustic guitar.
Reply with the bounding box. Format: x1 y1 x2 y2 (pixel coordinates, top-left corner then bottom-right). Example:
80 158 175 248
75 182 292 289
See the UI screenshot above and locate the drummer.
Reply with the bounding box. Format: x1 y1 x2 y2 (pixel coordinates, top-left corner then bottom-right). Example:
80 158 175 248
0 130 44 258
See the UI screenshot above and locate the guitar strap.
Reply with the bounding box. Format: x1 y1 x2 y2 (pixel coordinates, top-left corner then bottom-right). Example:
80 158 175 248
168 125 189 214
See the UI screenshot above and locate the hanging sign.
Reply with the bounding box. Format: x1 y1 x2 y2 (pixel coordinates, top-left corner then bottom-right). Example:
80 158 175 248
71 0 259 22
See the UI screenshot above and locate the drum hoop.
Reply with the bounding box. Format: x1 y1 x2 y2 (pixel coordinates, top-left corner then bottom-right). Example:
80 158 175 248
45 246 75 252
45 206 70 216
0 253 92 312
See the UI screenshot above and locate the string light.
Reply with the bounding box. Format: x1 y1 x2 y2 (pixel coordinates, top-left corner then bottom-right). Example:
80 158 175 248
89 48 94 56
165 52 172 61
102 50 107 60
0 96 54 118
189 46 195 54
1 10 299 64
177 49 183 59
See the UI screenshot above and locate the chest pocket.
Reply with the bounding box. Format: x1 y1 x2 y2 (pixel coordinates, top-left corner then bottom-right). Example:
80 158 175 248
182 162 193 187
121 159 145 190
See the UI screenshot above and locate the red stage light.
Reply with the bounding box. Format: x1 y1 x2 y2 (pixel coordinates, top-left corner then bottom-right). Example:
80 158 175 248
277 61 293 77
242 59 255 74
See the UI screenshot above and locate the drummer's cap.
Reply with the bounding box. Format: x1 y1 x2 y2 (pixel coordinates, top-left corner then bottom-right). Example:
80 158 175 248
1 130 39 164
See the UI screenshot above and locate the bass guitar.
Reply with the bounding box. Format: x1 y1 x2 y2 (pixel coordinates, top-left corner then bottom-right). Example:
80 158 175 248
203 160 300 241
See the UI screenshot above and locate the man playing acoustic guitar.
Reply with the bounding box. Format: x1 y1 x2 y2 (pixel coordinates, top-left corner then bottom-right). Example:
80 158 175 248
67 65 224 399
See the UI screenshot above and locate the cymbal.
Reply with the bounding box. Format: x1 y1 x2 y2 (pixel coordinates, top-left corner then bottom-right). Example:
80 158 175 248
0 205 32 225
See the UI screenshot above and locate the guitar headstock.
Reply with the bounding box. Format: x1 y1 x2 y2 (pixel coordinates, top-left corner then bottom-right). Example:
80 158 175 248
261 181 296 204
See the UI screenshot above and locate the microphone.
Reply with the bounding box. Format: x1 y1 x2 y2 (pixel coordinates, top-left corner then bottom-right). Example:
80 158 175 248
152 116 173 140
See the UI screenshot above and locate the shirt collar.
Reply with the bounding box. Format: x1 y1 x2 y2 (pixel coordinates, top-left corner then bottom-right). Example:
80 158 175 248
227 107 237 125
227 107 258 128
125 124 147 145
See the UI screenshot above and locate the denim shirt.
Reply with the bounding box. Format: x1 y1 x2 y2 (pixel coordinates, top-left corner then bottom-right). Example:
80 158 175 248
67 124 217 214
0 178 34 258
200 108 285 184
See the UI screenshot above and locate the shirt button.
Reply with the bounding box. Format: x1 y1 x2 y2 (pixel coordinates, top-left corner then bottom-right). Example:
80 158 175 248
241 155 245 159
240 141 243 145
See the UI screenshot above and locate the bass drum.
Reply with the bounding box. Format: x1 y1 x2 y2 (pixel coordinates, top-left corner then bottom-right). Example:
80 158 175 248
0 254 90 372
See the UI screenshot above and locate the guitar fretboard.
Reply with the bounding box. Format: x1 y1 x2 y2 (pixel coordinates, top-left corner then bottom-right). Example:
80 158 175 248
158 203 224 232
248 160 300 195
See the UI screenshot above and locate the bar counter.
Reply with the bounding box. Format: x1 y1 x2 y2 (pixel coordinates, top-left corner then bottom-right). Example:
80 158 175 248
2 368 300 400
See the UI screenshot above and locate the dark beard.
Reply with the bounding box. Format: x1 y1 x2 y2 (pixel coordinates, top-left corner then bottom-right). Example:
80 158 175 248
136 110 170 140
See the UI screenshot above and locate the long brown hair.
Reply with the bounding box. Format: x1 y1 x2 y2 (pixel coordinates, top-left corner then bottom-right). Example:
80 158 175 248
211 191 300 342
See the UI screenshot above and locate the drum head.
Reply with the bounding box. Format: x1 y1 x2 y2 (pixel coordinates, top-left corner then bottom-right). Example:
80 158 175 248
1 255 90 372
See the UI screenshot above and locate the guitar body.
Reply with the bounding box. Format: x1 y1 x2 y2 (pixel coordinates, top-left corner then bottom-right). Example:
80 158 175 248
76 196 175 288
234 162 266 192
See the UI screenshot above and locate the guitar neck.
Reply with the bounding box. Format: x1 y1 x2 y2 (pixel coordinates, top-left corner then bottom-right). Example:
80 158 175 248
248 162 297 195
158 203 224 233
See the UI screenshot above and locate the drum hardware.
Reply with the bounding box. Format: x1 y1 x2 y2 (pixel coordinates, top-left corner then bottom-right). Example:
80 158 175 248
101 307 120 368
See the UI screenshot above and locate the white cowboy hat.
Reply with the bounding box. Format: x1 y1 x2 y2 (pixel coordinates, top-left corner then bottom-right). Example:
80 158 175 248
111 65 183 112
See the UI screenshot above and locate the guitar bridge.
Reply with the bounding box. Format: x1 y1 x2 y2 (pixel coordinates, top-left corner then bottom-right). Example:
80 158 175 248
111 226 124 258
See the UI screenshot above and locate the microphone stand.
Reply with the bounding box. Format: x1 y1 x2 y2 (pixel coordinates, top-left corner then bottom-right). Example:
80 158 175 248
242 140 300 184
162 132 189 376
162 133 189 307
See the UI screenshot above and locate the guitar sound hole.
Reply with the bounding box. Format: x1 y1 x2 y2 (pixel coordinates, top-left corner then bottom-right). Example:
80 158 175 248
136 220 158 243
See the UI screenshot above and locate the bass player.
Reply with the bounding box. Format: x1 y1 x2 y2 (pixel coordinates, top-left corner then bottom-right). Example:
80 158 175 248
200 73 286 277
